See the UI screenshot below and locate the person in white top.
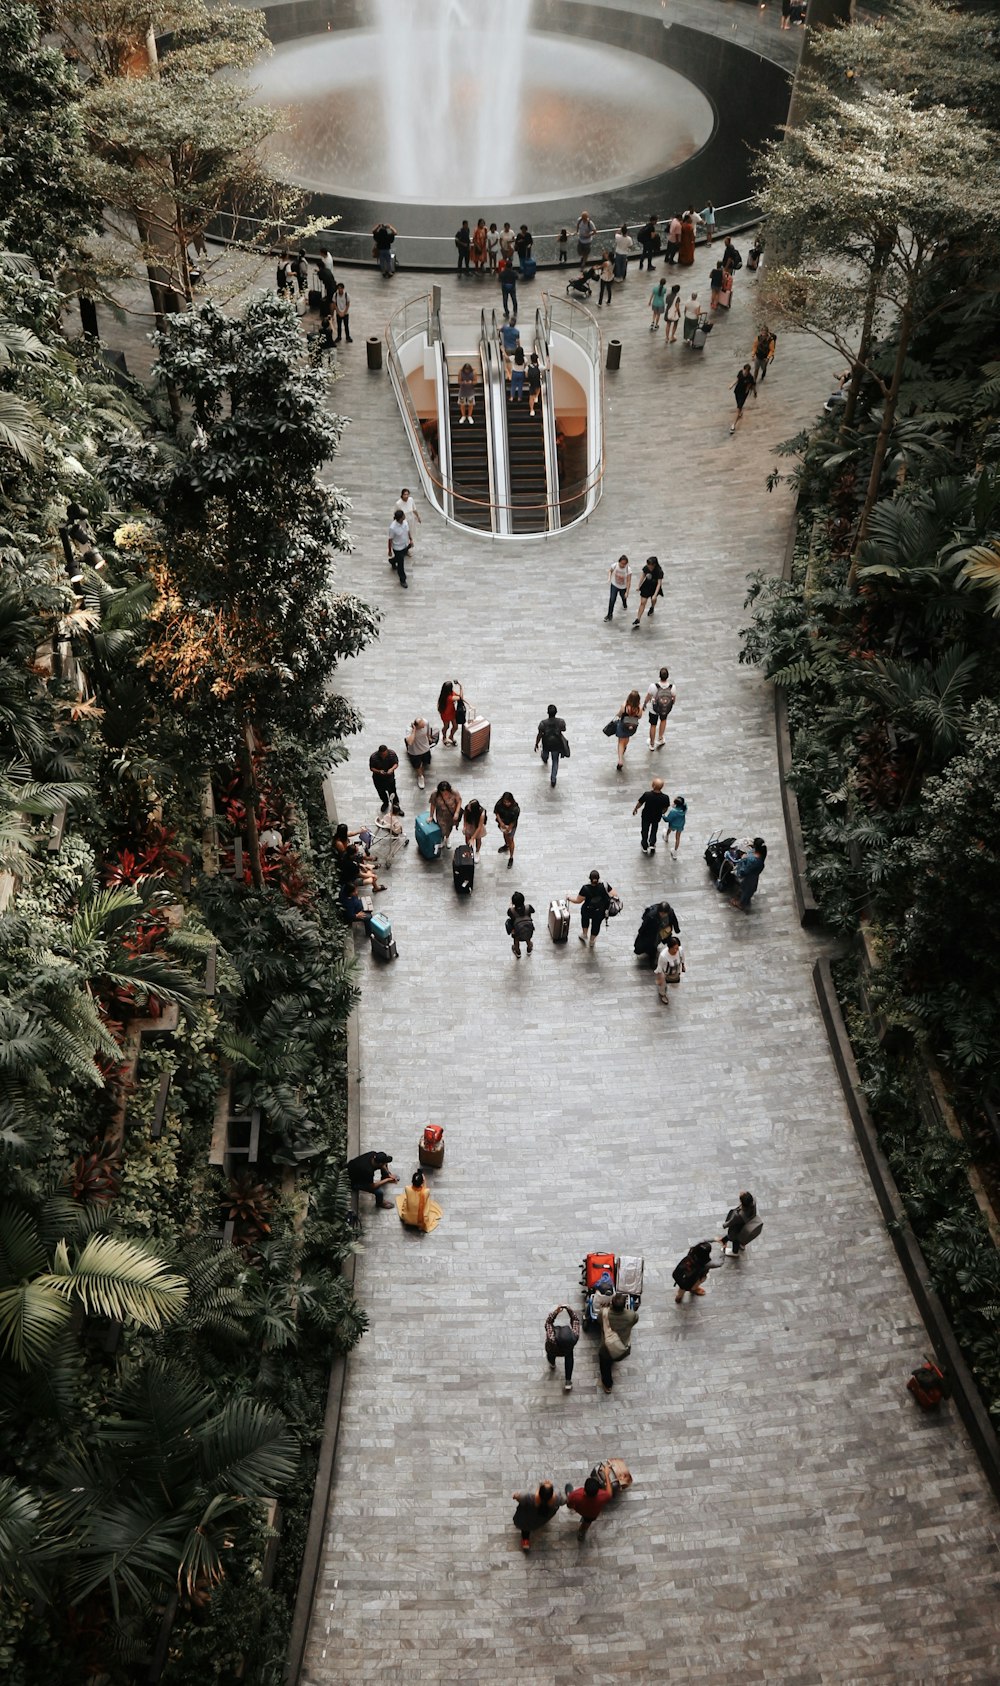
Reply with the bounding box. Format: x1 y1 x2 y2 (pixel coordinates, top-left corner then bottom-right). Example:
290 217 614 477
398 487 420 553
613 224 634 281
642 666 677 748
665 284 682 344
387 511 410 589
654 936 685 1005
605 555 632 621
682 293 701 344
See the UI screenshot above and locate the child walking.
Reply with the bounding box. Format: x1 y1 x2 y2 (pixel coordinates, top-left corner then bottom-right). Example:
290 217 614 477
665 794 687 856
654 935 685 1005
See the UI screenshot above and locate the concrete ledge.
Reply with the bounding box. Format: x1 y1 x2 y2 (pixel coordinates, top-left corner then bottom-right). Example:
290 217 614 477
284 1005 361 1685
775 686 822 929
812 956 1000 1508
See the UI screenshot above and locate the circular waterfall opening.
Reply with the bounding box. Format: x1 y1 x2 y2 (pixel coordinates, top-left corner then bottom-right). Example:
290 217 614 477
239 29 715 206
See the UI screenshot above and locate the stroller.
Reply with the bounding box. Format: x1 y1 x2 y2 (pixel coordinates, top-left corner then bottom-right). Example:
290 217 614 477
368 811 409 871
704 832 767 893
566 267 600 299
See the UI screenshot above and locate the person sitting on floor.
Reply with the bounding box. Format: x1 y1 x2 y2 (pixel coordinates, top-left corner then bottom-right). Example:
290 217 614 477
395 1167 443 1232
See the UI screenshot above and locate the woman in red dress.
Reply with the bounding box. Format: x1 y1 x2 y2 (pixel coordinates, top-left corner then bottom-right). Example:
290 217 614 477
437 679 464 745
678 213 696 267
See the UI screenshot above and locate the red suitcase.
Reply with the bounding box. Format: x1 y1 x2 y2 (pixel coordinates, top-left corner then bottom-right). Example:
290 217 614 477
583 1251 616 1290
461 716 491 759
418 1124 444 1168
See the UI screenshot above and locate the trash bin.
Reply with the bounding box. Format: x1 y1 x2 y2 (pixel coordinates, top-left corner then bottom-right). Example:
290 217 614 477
606 339 622 371
367 336 383 371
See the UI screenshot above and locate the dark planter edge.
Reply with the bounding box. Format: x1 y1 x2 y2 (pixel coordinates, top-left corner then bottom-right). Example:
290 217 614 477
812 955 1000 1508
774 500 821 929
285 778 362 1684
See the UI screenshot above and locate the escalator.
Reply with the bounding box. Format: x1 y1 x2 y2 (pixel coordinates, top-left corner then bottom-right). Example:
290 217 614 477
505 381 549 534
447 373 492 532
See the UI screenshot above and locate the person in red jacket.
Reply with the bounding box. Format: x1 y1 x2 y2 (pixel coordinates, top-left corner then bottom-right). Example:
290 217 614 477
564 1467 614 1538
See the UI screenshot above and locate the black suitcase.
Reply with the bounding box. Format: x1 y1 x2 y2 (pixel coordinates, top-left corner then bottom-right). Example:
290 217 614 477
308 288 324 311
452 844 475 893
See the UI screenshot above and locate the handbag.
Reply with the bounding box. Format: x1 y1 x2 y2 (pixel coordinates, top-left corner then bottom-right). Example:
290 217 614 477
607 892 623 918
454 697 467 725
602 718 619 737
559 733 571 758
427 727 440 748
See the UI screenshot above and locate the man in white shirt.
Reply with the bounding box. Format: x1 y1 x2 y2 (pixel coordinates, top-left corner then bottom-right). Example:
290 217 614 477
665 215 683 265
387 510 410 589
398 488 420 553
605 555 631 621
332 283 352 343
576 211 596 263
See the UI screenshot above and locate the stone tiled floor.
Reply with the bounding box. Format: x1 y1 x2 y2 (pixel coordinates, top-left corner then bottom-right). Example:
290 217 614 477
295 258 1000 1682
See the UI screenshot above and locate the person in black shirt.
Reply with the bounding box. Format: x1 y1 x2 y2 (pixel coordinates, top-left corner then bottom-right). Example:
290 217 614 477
534 703 567 787
632 778 671 852
455 220 471 274
494 792 520 868
346 1150 398 1208
369 744 403 815
633 899 681 964
568 870 615 948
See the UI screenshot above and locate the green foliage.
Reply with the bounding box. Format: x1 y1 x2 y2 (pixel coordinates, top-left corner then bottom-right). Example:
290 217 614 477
0 2 99 266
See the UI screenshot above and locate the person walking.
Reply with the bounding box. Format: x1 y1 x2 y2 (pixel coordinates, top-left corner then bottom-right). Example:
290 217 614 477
567 869 615 946
654 934 685 1005
700 201 716 244
535 703 567 786
709 260 725 310
509 345 527 403
575 209 596 264
398 487 421 552
665 793 687 855
632 555 663 627
638 215 659 271
648 277 668 331
664 284 682 344
632 778 671 853
730 837 766 910
437 680 464 745
730 364 757 434
682 292 701 344
722 1190 759 1254
527 352 543 418
613 689 643 769
511 1482 564 1552
752 326 777 382
405 717 434 790
387 508 411 587
598 1291 638 1392
457 361 477 425
598 252 615 307
506 891 535 957
471 217 488 272
332 282 352 343
372 221 397 277
642 667 677 748
428 779 463 847
395 1167 443 1231
613 223 634 280
604 554 631 621
500 261 518 322
369 744 403 815
545 1304 581 1391
673 1240 722 1303
462 797 487 857
565 1467 614 1537
721 235 743 275
494 790 520 868
346 1150 398 1209
455 218 471 275
633 898 682 964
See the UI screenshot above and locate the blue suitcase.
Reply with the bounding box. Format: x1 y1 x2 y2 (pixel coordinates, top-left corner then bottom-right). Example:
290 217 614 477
415 811 443 859
521 257 537 281
369 911 397 961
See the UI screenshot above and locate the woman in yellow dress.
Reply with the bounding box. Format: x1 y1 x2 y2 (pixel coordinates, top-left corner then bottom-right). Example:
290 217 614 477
396 1169 443 1231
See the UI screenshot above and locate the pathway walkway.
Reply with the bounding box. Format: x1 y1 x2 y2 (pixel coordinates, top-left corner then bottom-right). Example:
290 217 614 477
284 262 996 1683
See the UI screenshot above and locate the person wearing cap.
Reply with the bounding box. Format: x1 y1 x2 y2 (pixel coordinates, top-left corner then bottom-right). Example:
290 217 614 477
564 1467 614 1537
346 1150 398 1209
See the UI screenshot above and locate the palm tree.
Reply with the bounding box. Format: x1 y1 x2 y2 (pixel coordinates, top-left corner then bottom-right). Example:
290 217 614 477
852 642 980 803
0 311 55 468
50 1358 297 1616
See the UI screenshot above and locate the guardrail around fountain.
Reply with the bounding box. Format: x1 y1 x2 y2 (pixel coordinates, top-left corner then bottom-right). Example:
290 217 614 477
210 200 761 272
384 292 605 539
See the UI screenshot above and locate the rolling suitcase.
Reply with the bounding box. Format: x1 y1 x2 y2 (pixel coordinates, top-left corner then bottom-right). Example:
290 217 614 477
415 811 443 859
369 911 397 961
548 899 570 942
582 1251 616 1290
461 716 491 759
418 1124 445 1168
521 257 537 281
615 1255 644 1303
308 287 324 311
452 844 475 893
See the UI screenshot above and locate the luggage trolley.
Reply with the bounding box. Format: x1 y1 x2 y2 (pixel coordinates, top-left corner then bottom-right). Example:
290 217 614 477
580 1251 644 1330
368 811 409 871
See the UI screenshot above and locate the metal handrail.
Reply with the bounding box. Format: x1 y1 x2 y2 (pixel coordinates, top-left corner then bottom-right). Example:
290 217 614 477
211 199 761 267
534 307 560 533
384 292 606 529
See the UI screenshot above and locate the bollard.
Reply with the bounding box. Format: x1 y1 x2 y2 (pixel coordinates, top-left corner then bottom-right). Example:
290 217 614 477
366 336 383 371
606 339 622 371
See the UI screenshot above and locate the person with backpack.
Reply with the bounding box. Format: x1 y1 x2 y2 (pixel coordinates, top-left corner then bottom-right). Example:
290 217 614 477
544 1304 581 1391
598 1291 638 1391
534 703 568 787
511 1481 564 1552
673 1239 722 1303
721 235 743 274
506 892 535 957
632 777 671 854
612 689 643 770
567 870 615 947
642 667 677 749
752 326 776 382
